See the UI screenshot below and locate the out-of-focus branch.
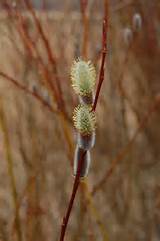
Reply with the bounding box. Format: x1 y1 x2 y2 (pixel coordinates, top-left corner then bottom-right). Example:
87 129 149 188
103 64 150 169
3 2 61 109
92 95 160 195
80 0 89 59
15 11 61 104
23 0 65 111
0 71 57 114
82 181 109 240
0 98 22 241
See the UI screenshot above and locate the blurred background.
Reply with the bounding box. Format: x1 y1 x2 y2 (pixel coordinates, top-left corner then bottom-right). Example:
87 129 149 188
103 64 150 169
0 0 160 241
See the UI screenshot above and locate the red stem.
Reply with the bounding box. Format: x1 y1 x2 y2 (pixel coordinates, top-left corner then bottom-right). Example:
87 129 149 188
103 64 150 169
59 151 86 241
92 19 107 111
24 0 65 111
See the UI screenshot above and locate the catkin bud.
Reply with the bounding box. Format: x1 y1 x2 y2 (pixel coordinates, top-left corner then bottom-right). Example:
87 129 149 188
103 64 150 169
73 146 91 178
32 84 37 93
79 92 94 105
73 104 96 136
77 132 95 150
12 1 17 8
43 90 50 104
123 27 133 46
133 13 142 31
71 59 96 96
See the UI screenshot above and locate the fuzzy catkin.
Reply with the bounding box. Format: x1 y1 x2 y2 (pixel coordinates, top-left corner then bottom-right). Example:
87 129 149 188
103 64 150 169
73 104 96 136
71 59 97 178
71 59 96 96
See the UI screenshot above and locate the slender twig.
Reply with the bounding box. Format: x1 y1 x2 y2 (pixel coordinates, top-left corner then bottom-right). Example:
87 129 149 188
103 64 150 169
23 0 65 111
15 10 61 106
0 71 57 114
92 18 107 111
4 4 61 110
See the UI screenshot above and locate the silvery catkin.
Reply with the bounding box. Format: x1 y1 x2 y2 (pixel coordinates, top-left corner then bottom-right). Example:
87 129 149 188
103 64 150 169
71 59 96 178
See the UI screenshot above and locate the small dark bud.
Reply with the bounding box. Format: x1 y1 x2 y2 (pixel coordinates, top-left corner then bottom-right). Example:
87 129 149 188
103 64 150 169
79 93 94 105
32 84 37 93
43 91 50 105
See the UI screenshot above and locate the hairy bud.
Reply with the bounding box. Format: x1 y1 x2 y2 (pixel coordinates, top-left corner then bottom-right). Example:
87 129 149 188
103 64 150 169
73 104 96 135
79 93 94 105
71 59 96 96
133 13 142 31
32 84 37 93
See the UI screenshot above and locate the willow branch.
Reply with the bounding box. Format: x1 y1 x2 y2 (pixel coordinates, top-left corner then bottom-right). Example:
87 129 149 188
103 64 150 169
59 3 108 240
0 71 57 114
59 150 87 241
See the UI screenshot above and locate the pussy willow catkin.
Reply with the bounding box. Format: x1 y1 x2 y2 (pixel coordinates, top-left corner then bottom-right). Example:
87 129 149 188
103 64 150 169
71 59 96 178
71 59 96 97
73 104 96 136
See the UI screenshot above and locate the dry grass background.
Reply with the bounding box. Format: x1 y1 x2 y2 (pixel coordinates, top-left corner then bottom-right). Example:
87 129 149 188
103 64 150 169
0 1 160 241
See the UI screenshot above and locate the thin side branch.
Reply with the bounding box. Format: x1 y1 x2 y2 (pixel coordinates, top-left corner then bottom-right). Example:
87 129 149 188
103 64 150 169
0 71 57 114
23 0 65 110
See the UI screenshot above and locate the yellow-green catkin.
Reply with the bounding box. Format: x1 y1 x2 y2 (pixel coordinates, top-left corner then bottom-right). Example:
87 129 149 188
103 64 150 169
73 104 96 136
71 59 96 97
71 59 97 177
